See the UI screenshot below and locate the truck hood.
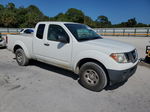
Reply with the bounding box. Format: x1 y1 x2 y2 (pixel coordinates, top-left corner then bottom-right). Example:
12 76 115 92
82 38 135 54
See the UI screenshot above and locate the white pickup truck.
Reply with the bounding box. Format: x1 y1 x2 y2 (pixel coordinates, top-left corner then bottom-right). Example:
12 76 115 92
7 22 138 91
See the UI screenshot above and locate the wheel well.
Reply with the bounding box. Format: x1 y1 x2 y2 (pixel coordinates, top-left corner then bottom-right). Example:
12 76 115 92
13 45 22 53
76 58 110 83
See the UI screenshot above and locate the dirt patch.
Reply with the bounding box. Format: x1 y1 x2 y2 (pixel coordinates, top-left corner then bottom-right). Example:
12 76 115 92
0 75 9 86
0 74 21 90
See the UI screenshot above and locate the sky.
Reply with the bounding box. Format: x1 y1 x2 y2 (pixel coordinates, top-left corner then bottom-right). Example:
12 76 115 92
0 0 150 24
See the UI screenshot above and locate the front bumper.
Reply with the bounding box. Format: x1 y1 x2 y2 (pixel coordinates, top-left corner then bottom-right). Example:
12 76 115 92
108 64 137 85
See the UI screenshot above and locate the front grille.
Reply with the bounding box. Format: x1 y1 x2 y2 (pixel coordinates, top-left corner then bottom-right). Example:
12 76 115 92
125 49 138 63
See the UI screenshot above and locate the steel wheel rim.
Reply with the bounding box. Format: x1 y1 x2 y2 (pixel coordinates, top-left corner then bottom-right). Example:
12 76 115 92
17 52 23 63
83 69 99 86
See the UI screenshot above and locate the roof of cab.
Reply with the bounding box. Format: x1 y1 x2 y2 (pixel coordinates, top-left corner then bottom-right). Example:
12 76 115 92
37 21 80 25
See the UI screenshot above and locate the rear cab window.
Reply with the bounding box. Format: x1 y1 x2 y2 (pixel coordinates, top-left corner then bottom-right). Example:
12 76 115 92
36 24 45 39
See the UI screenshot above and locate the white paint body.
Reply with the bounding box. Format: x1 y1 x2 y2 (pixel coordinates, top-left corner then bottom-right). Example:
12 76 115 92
7 22 138 73
0 36 6 47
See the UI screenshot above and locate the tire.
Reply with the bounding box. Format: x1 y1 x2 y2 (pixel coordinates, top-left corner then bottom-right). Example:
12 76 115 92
145 56 150 64
79 62 107 92
15 48 29 66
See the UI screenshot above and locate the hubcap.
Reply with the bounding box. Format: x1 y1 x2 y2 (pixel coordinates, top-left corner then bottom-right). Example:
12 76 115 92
17 52 23 63
83 69 99 86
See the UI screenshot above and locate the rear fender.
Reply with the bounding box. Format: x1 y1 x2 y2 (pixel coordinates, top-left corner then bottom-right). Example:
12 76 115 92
13 41 31 59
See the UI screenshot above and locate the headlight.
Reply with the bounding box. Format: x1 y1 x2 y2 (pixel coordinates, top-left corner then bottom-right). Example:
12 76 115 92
110 53 128 63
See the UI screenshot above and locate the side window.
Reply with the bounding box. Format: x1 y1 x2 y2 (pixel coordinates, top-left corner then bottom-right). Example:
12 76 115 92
47 25 69 42
36 24 45 39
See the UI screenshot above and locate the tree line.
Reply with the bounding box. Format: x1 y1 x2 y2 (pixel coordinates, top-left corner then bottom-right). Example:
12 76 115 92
0 3 149 28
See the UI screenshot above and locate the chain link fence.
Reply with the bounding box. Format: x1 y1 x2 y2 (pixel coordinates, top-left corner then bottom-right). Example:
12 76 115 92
94 27 150 37
0 27 150 37
0 28 21 33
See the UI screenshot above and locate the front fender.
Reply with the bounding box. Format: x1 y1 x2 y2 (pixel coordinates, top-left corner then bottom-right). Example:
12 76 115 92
73 50 112 72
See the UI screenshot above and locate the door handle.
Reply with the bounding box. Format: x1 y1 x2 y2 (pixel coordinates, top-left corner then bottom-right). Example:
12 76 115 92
44 43 50 46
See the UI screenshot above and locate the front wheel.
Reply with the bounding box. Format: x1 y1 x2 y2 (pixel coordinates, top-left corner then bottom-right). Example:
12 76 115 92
79 62 107 92
15 48 29 66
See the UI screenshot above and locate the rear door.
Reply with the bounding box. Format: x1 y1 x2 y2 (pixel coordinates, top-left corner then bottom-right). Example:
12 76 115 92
33 24 46 58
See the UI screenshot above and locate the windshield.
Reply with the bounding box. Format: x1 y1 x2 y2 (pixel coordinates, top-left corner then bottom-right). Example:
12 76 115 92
65 24 102 41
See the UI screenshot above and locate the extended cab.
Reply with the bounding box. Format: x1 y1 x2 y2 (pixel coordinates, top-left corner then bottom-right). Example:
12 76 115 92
7 22 138 91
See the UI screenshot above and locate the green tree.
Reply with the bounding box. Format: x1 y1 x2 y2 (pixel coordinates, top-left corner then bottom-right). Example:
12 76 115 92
6 3 15 10
42 16 50 21
0 4 4 27
20 5 47 27
95 15 111 27
16 7 28 27
135 23 148 27
114 18 138 27
65 8 84 23
24 12 41 27
27 5 43 15
0 4 4 10
54 13 69 21
126 18 137 27
84 16 95 27
0 2 149 28
0 10 17 27
49 17 56 21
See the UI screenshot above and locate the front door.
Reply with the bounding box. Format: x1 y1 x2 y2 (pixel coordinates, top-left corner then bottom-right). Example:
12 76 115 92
37 24 72 69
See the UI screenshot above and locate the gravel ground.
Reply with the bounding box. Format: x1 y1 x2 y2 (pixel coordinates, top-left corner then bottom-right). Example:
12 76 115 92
0 36 150 112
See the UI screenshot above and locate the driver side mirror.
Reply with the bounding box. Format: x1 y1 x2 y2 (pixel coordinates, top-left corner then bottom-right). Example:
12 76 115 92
58 35 69 43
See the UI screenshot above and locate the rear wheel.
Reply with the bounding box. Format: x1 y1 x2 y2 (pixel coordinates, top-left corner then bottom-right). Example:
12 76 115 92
79 62 107 92
15 48 29 66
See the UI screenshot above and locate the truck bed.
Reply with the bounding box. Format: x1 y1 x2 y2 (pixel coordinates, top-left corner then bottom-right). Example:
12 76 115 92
7 34 33 58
